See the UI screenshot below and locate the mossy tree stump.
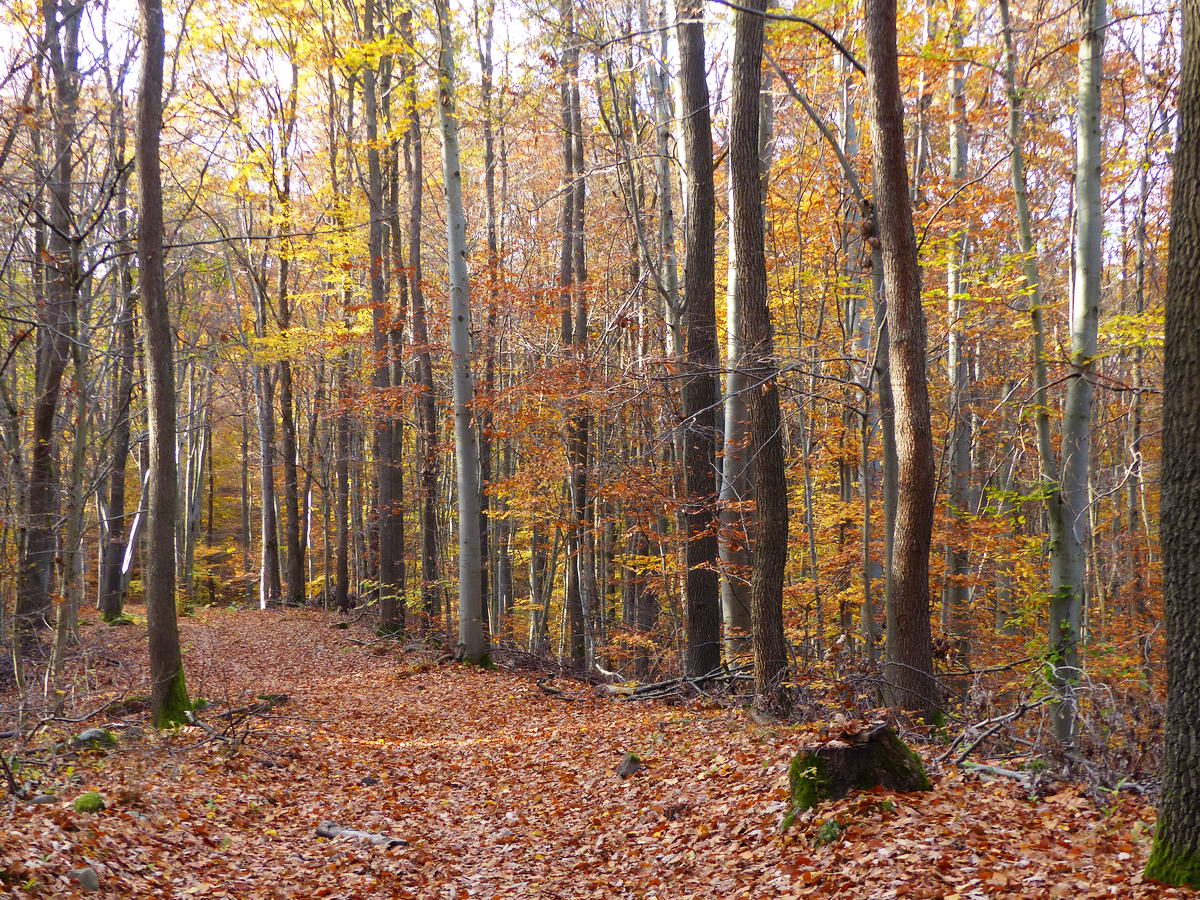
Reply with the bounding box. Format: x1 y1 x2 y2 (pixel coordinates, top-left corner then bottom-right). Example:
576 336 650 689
781 724 930 830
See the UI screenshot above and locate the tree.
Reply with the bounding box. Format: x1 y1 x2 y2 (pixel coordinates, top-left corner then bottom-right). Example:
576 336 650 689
15 0 82 639
942 3 971 662
361 0 403 634
1144 0 1200 886
675 0 721 679
730 0 789 713
434 0 485 664
863 0 936 720
1048 0 1107 744
137 0 190 727
400 8 441 633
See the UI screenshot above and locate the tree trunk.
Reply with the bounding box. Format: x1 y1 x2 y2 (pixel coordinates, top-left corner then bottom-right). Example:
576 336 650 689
402 9 441 633
434 0 486 663
99 177 136 622
1049 0 1106 744
1145 2 1200 885
137 0 190 727
676 0 722 679
362 0 402 633
943 8 972 663
864 0 937 720
16 0 82 639
254 301 282 609
730 0 789 713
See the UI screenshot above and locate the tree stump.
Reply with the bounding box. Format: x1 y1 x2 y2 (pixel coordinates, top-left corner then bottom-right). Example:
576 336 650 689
781 724 931 830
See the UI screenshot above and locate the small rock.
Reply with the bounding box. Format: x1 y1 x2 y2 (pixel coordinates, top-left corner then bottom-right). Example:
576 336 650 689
746 707 782 727
358 776 381 786
68 867 99 891
616 752 643 779
28 794 56 804
402 643 427 653
71 728 117 751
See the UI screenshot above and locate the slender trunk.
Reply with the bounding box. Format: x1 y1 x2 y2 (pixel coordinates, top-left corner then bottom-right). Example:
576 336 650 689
402 9 440 631
16 0 82 638
99 190 136 621
1050 0 1106 743
476 0 498 634
434 0 485 663
676 0 721 679
363 0 402 632
943 9 971 661
254 295 282 609
137 0 190 726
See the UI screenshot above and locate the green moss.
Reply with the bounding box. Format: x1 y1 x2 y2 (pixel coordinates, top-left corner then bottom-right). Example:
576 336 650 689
376 622 404 638
71 728 118 750
73 792 105 813
781 754 833 831
813 819 845 847
1146 838 1200 888
103 612 135 626
152 669 192 729
877 732 932 790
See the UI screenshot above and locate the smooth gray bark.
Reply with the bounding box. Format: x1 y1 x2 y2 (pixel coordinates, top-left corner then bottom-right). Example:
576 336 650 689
434 0 486 663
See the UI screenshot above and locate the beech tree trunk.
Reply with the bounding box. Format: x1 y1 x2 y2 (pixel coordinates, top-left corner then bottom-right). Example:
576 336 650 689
1049 0 1106 744
137 0 190 726
1145 2 1200 885
864 0 937 720
434 0 486 663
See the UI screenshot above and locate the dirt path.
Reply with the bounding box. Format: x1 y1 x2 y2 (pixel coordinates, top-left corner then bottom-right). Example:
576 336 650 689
1 609 1182 898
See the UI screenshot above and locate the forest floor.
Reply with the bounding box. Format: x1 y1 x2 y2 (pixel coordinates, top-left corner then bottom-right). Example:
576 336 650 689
0 607 1189 899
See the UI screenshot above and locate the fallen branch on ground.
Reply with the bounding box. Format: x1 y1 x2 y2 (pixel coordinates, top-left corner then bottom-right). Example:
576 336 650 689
536 677 586 701
316 820 407 849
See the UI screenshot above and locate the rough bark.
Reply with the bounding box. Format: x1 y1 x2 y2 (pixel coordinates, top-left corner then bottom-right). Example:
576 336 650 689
99 168 136 622
16 0 81 637
1146 2 1200 885
363 0 403 633
675 0 722 679
402 9 440 632
137 0 190 726
730 0 789 713
864 0 937 720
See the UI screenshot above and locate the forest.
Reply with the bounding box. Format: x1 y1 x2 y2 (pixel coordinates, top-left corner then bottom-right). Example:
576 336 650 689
2 0 1200 895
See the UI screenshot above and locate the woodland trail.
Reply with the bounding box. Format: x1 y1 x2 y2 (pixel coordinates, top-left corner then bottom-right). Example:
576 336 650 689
2 608 1187 899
